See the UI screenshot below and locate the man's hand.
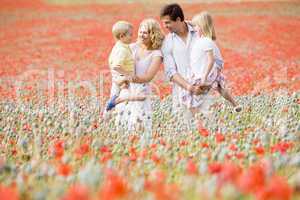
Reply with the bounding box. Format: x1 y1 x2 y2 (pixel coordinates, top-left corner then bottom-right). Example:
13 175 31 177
193 84 211 95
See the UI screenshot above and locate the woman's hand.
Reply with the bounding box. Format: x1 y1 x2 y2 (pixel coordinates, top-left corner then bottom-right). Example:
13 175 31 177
127 75 138 83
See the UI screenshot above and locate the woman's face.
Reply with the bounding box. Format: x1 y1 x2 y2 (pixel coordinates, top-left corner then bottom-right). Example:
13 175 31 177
138 25 151 46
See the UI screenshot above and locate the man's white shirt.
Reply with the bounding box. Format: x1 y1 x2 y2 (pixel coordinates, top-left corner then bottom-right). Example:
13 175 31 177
161 23 198 109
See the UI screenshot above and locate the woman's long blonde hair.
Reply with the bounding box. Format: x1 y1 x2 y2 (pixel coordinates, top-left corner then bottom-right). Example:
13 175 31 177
192 11 216 40
139 18 164 50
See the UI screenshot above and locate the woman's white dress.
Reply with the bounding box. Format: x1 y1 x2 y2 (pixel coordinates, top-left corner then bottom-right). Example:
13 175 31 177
115 43 162 137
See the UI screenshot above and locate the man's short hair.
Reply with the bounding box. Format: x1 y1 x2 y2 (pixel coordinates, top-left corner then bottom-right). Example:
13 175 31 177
160 3 184 21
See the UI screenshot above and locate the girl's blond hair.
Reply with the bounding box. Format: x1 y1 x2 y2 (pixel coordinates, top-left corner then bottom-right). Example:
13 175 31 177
139 18 164 50
112 21 132 39
192 11 216 40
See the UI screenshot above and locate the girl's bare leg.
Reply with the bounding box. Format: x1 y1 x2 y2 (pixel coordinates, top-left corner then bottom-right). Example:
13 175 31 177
217 86 238 107
217 86 242 112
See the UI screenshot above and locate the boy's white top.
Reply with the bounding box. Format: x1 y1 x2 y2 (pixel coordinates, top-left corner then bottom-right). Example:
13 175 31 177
161 23 198 108
190 36 223 84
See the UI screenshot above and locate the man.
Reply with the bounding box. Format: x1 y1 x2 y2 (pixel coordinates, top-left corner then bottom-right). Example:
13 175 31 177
160 3 211 116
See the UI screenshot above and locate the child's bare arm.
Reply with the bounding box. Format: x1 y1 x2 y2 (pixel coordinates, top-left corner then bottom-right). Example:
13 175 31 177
202 50 214 83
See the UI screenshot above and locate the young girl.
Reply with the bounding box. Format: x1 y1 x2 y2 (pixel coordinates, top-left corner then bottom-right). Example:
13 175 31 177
182 11 241 112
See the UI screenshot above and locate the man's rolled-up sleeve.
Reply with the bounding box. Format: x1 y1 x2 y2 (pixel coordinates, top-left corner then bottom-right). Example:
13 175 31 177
161 37 177 81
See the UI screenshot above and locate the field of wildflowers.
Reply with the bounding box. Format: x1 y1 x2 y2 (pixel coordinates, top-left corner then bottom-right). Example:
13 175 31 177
0 0 299 199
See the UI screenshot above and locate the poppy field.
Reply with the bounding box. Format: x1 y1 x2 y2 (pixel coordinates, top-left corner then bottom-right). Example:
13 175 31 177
0 0 299 199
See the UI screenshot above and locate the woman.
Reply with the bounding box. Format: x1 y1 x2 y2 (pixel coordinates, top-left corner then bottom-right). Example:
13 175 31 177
115 18 164 139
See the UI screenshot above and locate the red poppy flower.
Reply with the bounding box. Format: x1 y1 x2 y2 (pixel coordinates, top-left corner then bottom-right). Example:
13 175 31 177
151 153 160 164
235 152 245 159
237 163 266 194
129 135 139 143
186 160 198 175
75 143 90 157
145 171 179 200
271 141 293 154
99 169 128 200
62 184 90 200
150 143 157 149
100 152 112 163
254 146 265 156
218 162 242 185
0 184 19 200
159 138 166 146
215 133 225 143
180 140 188 146
129 153 137 162
58 163 72 177
53 140 64 160
229 144 238 151
256 176 293 200
198 127 209 137
140 149 148 159
201 142 209 148
208 162 223 174
99 146 110 153
252 139 260 145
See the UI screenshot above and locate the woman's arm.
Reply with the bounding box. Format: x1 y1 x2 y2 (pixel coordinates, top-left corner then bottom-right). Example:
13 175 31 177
131 56 162 83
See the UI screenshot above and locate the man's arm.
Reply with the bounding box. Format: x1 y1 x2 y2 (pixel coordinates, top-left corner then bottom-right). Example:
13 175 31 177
171 73 193 92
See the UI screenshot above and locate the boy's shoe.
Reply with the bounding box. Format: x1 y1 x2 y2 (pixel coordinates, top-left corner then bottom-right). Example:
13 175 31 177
234 106 242 112
106 95 118 111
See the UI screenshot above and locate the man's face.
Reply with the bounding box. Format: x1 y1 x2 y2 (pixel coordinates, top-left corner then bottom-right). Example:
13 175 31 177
161 15 179 33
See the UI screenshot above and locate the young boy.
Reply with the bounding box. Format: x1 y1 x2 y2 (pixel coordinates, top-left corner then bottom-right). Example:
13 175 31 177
106 21 145 111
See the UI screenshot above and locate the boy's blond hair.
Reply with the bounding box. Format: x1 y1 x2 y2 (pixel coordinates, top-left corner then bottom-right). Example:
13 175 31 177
112 21 132 40
192 11 216 40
